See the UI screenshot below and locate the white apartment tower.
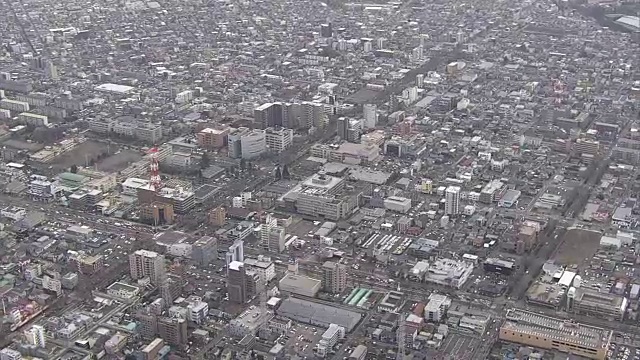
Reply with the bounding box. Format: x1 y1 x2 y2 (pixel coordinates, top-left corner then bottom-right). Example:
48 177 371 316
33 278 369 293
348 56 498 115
25 325 46 348
129 250 166 285
445 186 461 216
363 104 378 129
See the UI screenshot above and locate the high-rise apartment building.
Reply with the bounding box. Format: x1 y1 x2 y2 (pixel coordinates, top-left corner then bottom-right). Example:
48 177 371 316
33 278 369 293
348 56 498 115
157 317 188 346
24 325 46 348
129 250 166 285
323 261 347 294
445 186 461 216
363 104 378 129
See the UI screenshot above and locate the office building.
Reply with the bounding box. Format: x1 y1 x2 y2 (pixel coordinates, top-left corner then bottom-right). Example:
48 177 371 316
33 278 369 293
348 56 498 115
209 206 226 226
337 117 363 143
323 261 347 294
244 256 276 284
499 309 611 360
316 323 345 357
363 104 378 129
192 236 217 266
572 288 628 321
157 317 188 346
196 127 228 149
255 102 291 129
265 127 294 153
227 261 262 304
260 214 286 253
445 186 461 216
423 258 473 289
129 250 166 285
226 240 244 266
140 202 174 225
24 324 46 348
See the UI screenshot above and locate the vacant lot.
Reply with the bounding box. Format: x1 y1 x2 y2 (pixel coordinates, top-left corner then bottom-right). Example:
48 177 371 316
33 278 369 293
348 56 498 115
553 227 601 266
96 149 143 172
50 141 109 170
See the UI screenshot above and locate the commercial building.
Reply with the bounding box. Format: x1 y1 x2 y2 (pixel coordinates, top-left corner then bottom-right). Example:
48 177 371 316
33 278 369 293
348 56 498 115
499 309 611 360
107 282 141 300
363 104 377 129
228 127 267 159
74 254 104 275
209 206 226 226
445 186 461 216
226 240 244 265
279 273 322 297
310 143 381 164
129 250 166 285
570 287 628 321
323 261 347 294
276 297 361 332
265 127 294 153
196 127 228 148
244 256 276 284
483 258 515 275
191 236 217 266
423 258 474 289
383 196 412 213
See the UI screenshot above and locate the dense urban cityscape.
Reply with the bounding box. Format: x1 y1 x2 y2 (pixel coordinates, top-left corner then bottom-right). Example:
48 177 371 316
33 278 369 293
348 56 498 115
0 0 638 358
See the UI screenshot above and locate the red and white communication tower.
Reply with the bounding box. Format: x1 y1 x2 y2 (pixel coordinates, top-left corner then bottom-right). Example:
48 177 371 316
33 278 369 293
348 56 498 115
148 145 162 191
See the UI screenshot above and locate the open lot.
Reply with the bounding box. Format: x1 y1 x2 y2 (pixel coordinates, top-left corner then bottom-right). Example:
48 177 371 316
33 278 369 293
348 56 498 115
50 141 109 170
96 149 143 172
553 227 601 266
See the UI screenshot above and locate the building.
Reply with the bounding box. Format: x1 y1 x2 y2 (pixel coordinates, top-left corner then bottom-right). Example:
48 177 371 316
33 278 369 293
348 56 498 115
445 186 461 216
141 338 165 360
265 127 294 153
316 323 345 357
107 282 141 300
226 240 244 265
135 123 163 143
0 348 22 360
424 294 451 322
122 177 150 195
244 256 276 284
192 236 217 266
209 206 226 226
349 345 367 360
186 298 209 324
323 261 347 294
383 196 412 213
24 324 46 348
255 102 289 129
157 317 188 346
483 258 515 275
129 250 166 285
0 98 30 112
479 180 506 204
18 112 48 126
1 206 27 221
160 275 183 305
140 202 174 225
423 258 473 289
363 104 377 129
499 309 611 360
196 127 228 148
571 288 628 321
105 333 128 354
279 273 322 297
227 261 262 304
75 254 104 275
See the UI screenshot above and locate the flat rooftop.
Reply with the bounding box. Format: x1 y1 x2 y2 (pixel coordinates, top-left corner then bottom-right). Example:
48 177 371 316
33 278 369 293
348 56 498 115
503 309 611 349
